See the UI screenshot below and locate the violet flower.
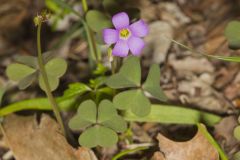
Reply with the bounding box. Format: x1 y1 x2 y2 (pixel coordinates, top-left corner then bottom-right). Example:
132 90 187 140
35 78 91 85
103 12 149 57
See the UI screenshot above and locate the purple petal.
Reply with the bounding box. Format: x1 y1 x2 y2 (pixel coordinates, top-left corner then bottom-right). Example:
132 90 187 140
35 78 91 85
112 40 129 57
103 29 118 44
129 20 148 37
112 12 129 29
127 36 145 55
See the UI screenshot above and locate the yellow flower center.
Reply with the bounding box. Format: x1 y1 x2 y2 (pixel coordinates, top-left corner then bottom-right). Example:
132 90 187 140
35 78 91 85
119 29 130 39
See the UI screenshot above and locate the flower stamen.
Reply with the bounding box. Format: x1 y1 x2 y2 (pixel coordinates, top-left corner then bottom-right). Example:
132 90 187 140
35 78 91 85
119 28 131 39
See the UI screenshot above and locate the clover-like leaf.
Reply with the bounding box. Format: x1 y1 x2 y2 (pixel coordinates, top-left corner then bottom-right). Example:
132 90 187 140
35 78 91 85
113 89 151 117
6 63 36 82
79 125 118 148
38 58 67 91
106 56 141 89
86 10 112 32
68 100 97 130
69 100 126 147
142 64 167 102
224 21 240 50
63 83 91 99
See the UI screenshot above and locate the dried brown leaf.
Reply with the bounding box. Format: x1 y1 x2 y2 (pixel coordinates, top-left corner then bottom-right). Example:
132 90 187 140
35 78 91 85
2 114 97 160
154 125 219 160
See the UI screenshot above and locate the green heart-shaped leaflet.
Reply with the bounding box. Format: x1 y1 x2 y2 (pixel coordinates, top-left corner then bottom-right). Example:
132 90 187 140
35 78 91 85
106 56 141 89
224 21 240 50
113 89 151 117
6 63 37 90
79 125 118 148
234 125 240 141
39 58 67 91
86 10 112 32
68 100 97 130
142 64 167 102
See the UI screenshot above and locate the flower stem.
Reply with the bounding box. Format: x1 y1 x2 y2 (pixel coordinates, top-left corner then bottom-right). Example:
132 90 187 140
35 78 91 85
81 0 100 64
37 23 66 136
112 146 149 160
81 0 88 12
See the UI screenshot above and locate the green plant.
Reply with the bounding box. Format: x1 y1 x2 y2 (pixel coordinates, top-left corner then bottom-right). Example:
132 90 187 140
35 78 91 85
3 1 239 159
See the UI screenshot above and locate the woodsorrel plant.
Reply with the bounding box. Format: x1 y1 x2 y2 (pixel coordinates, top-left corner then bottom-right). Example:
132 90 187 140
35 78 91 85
3 0 240 158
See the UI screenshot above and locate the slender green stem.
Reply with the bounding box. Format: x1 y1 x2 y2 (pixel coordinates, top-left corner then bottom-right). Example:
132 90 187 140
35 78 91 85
37 23 66 136
112 146 149 160
81 0 88 12
197 123 228 160
81 0 99 64
84 22 99 63
52 0 100 64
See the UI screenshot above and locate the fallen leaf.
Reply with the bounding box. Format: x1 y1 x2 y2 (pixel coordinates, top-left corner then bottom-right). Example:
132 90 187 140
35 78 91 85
154 124 219 160
2 114 98 160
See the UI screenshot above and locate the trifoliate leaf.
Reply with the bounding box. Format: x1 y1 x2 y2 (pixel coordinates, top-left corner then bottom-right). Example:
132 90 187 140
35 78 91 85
63 83 91 98
79 125 118 148
106 56 141 89
224 21 240 50
113 89 151 117
6 63 36 81
142 64 167 102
